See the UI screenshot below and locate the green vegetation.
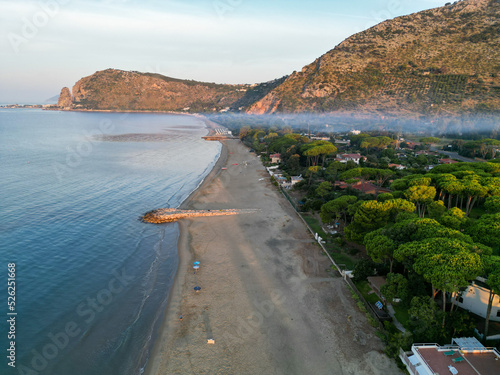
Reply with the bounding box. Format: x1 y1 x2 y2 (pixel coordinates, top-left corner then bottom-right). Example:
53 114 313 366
229 120 500 354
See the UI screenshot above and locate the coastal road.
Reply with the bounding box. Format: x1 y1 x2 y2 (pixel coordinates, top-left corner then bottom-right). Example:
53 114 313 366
431 146 479 162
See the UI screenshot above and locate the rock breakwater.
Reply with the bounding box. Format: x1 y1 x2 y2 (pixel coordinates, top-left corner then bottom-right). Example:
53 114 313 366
142 208 259 224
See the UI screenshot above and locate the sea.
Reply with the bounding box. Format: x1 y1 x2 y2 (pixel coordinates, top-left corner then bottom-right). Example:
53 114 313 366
0 109 221 375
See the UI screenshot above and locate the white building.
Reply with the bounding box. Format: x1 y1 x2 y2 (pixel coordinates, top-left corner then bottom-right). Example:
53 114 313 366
290 176 304 186
338 153 366 164
400 338 500 375
452 279 500 323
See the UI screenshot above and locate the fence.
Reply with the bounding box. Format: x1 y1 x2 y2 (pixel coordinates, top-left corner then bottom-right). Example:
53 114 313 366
345 277 384 329
279 186 387 329
279 187 342 274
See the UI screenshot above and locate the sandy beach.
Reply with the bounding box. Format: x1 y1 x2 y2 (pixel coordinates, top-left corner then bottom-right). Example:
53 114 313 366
146 131 402 374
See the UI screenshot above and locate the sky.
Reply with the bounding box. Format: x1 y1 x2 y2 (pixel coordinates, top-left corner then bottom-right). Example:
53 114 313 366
0 0 448 103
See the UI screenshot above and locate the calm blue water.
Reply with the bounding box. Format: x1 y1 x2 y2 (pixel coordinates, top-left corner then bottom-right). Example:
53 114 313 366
0 109 221 375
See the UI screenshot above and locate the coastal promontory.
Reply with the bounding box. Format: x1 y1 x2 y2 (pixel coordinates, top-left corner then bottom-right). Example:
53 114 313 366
57 0 499 116
57 87 72 108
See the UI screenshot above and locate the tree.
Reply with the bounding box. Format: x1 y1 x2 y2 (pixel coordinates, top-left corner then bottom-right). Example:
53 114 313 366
485 196 500 213
371 168 394 195
304 146 323 167
265 132 278 141
364 230 397 272
420 137 440 145
405 185 436 217
408 296 444 343
353 259 377 282
478 139 500 159
466 213 500 249
440 207 467 230
461 175 488 215
345 199 415 243
340 168 372 192
396 238 483 326
360 136 393 150
381 273 409 304
318 142 337 167
287 154 301 174
325 161 345 181
377 193 394 202
239 126 250 139
385 199 417 221
315 181 332 199
349 133 371 148
302 141 337 167
307 166 320 185
482 256 500 339
390 218 472 247
439 176 464 209
415 154 428 166
320 195 357 224
427 200 446 219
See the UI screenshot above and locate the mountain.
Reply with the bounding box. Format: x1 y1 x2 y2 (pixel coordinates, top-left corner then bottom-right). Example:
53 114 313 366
60 69 286 112
248 0 500 115
58 0 499 116
44 95 60 104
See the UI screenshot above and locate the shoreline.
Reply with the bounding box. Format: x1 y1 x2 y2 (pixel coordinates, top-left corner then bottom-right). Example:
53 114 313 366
45 107 193 115
144 117 228 375
145 117 402 375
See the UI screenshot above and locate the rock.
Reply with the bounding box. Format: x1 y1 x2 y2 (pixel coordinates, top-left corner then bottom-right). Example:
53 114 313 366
57 87 72 108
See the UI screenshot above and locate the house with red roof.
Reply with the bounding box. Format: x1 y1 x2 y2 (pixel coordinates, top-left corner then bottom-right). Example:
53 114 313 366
270 153 281 163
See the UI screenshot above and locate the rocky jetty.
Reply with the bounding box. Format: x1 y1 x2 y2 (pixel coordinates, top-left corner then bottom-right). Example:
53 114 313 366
142 208 259 224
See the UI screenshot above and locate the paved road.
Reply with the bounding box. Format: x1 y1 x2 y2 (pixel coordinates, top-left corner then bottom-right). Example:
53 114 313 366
430 147 479 163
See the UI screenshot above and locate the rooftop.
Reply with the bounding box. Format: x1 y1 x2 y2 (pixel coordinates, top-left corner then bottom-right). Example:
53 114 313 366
404 339 500 375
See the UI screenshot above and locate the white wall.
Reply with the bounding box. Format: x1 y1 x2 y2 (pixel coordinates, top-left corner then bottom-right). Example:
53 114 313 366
453 283 500 322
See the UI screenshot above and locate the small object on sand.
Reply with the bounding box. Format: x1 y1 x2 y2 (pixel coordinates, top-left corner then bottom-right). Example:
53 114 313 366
193 265 200 270
232 163 238 165
207 339 215 344
194 261 200 265
194 286 201 292
180 315 183 321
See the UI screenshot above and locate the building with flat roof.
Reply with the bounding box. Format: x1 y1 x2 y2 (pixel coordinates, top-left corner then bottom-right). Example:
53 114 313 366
400 337 500 375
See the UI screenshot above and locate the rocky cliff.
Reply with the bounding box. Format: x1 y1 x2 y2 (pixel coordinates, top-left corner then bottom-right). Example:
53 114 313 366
65 69 285 112
58 0 500 116
57 87 72 108
247 0 500 115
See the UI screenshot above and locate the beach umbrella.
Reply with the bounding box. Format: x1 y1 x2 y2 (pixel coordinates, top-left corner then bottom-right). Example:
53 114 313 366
194 286 201 292
193 265 200 270
194 261 200 265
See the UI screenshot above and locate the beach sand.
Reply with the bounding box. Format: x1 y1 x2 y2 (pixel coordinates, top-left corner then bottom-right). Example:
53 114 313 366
146 136 402 375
